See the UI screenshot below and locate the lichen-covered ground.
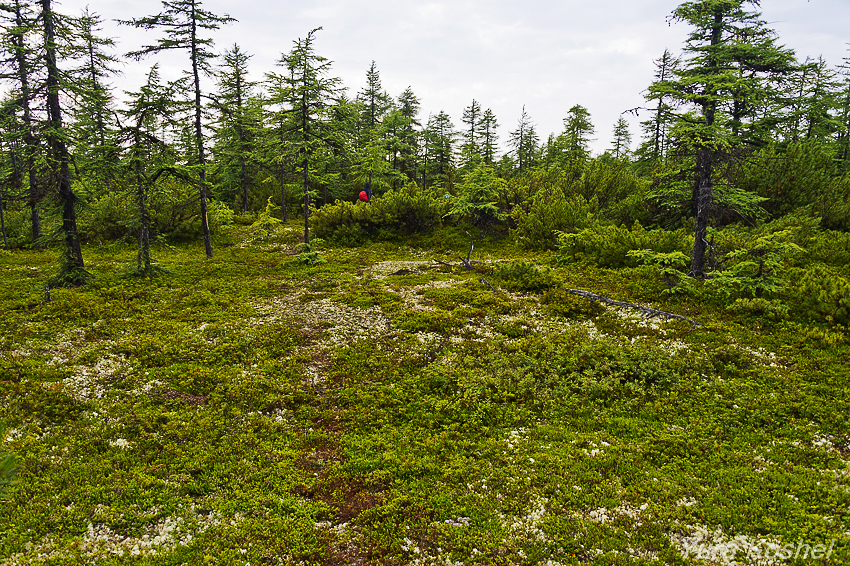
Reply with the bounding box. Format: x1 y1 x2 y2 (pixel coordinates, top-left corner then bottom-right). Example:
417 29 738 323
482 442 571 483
1 224 848 565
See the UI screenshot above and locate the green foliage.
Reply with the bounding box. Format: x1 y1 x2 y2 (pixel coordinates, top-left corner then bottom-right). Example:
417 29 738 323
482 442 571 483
710 230 805 299
792 267 850 326
491 261 555 293
311 183 447 244
206 199 234 234
447 163 505 227
78 191 136 241
248 197 283 239
627 249 690 293
557 221 692 268
512 191 592 250
0 423 20 500
291 241 327 266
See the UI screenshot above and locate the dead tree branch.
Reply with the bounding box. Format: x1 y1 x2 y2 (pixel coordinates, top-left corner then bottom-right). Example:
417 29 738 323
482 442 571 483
563 287 702 328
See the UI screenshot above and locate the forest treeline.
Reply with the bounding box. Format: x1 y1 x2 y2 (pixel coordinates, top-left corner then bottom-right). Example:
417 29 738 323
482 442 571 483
1 0 850 286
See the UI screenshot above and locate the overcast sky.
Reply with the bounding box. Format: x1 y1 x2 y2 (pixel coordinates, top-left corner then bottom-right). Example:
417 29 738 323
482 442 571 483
57 0 849 155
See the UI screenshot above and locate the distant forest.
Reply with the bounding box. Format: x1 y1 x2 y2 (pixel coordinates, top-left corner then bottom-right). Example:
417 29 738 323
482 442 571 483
1 0 849 283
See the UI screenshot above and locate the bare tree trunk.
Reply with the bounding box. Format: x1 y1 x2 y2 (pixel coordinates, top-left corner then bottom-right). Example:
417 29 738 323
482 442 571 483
689 147 713 277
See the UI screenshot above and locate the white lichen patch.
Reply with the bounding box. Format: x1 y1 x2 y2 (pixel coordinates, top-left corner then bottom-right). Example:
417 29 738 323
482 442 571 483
2 507 241 565
668 524 810 565
62 354 131 401
368 260 435 279
499 496 550 542
585 502 647 524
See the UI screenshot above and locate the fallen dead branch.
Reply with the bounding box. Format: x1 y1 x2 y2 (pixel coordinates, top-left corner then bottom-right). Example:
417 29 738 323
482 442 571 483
563 287 702 328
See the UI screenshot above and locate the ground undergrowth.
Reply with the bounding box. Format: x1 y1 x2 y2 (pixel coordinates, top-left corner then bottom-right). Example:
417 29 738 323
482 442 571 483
1 223 848 565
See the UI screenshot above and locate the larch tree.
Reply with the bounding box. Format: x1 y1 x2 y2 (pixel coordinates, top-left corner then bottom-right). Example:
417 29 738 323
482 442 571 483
396 86 421 183
41 0 86 283
611 116 632 159
120 0 236 258
662 0 792 277
460 98 482 168
213 44 256 212
0 0 43 242
479 108 499 165
508 106 539 175
560 104 595 164
423 111 456 190
70 8 121 195
277 27 341 245
118 64 177 275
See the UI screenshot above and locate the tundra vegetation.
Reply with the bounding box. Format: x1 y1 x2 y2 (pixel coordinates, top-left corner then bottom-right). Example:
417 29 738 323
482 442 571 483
1 0 850 564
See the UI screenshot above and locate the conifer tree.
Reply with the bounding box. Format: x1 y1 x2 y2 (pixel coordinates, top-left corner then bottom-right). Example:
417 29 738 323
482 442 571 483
70 8 120 195
611 117 632 159
661 0 791 277
213 44 256 212
41 0 86 284
423 111 456 190
277 28 341 245
508 106 539 174
560 104 595 164
120 0 236 258
636 49 679 165
0 0 42 242
479 108 499 165
117 65 177 275
396 86 421 182
460 99 482 168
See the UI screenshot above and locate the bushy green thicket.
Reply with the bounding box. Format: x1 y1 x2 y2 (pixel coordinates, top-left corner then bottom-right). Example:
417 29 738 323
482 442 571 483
731 141 850 230
311 183 448 244
77 179 234 242
556 221 692 268
511 162 651 250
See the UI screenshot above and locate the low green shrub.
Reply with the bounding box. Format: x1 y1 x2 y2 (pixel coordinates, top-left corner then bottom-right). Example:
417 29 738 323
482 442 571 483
511 191 593 250
557 221 691 268
492 261 556 293
312 183 448 245
790 266 850 326
541 288 605 320
0 422 19 501
78 191 136 241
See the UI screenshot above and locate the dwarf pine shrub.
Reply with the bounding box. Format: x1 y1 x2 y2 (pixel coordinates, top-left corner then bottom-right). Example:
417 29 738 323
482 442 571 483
556 221 691 268
312 183 447 244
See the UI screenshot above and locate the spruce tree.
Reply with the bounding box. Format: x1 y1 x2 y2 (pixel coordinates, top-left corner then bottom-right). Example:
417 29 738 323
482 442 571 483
460 99 482 168
560 104 595 164
120 0 236 258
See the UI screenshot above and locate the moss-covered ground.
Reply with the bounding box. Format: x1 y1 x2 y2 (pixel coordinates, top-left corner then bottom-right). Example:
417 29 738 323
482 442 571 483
0 223 848 565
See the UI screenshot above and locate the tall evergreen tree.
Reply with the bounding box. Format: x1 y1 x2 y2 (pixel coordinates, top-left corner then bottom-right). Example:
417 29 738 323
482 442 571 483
277 27 341 245
508 106 539 174
41 0 86 283
357 60 390 139
396 86 421 182
636 49 679 165
0 0 42 242
423 111 456 190
70 8 120 195
661 0 791 277
460 99 482 168
117 65 178 275
560 104 595 163
479 108 499 165
610 116 632 159
213 44 256 212
120 0 236 258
